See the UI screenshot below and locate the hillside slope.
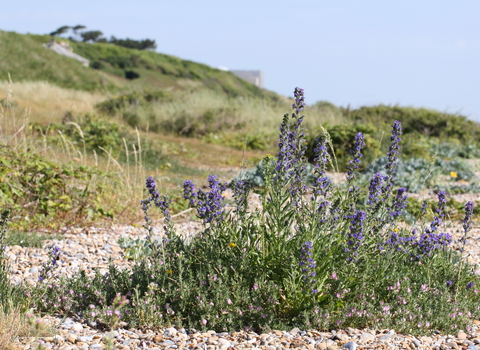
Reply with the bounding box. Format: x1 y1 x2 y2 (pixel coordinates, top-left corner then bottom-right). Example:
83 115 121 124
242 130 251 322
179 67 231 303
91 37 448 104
0 30 122 91
0 30 280 101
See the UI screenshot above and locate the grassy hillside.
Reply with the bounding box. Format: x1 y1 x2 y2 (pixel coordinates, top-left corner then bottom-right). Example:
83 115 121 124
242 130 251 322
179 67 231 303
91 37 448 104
0 31 122 91
0 30 281 101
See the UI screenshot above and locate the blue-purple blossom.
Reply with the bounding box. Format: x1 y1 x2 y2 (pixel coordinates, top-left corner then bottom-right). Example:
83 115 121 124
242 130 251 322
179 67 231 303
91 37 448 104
345 210 366 259
184 175 227 224
379 230 415 253
413 193 452 257
383 121 402 196
425 191 446 234
463 201 474 235
387 188 408 223
299 241 318 294
275 88 308 203
367 173 387 207
142 176 173 236
38 245 60 282
231 179 250 214
183 180 197 207
420 200 428 215
416 231 452 257
466 282 475 290
292 87 306 116
312 135 331 198
346 133 366 183
459 201 475 247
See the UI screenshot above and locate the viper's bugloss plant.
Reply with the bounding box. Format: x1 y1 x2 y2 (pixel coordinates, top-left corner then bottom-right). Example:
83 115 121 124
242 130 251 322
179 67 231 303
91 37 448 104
346 132 366 185
38 245 60 282
33 88 480 335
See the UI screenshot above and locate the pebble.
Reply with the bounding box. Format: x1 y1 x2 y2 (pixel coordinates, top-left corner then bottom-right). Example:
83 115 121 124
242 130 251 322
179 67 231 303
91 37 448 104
342 341 357 350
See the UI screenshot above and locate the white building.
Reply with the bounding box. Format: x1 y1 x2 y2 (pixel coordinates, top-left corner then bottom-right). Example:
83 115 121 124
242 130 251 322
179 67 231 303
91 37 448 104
219 67 264 88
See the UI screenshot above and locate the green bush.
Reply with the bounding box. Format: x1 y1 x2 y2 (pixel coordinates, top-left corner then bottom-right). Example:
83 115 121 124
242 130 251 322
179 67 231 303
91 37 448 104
307 123 379 171
0 147 113 229
343 105 480 145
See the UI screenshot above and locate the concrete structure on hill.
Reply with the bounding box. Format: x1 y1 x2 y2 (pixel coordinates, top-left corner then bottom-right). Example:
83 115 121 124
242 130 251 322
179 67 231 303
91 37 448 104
219 67 264 88
44 40 90 67
230 70 264 88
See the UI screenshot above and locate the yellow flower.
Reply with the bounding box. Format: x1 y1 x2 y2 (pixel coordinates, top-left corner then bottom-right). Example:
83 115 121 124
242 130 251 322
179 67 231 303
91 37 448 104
450 171 458 178
229 243 236 248
393 228 399 232
166 270 173 274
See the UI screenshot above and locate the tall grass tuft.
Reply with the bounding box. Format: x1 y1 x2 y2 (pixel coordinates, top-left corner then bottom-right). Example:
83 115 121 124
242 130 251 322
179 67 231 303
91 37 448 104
0 79 149 229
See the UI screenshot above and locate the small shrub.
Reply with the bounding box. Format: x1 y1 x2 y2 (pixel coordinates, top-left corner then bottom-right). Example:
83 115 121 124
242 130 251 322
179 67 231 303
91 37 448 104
0 147 113 229
125 70 140 80
307 123 379 171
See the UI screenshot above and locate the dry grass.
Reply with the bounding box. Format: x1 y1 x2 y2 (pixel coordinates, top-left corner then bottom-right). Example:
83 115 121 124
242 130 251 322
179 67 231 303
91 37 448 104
0 80 148 227
119 89 345 138
0 307 49 350
0 80 108 125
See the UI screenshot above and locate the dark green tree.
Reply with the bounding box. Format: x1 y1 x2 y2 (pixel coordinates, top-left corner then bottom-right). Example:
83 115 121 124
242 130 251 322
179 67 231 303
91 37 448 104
80 30 104 42
49 25 70 36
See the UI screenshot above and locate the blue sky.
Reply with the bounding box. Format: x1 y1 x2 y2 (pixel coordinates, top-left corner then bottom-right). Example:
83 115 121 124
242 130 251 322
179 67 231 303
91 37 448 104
2 0 480 120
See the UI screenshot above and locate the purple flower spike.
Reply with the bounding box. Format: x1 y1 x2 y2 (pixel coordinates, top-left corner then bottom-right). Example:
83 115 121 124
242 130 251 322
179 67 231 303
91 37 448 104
368 173 386 207
426 191 447 234
312 135 331 198
345 210 366 261
346 133 366 183
142 176 172 235
231 179 250 214
387 188 408 223
299 241 318 294
383 121 403 197
275 88 308 203
463 201 474 235
184 175 227 224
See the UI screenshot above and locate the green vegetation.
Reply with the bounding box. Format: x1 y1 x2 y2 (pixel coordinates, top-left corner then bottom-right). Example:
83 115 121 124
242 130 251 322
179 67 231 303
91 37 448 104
0 31 121 91
22 91 480 335
2 29 480 341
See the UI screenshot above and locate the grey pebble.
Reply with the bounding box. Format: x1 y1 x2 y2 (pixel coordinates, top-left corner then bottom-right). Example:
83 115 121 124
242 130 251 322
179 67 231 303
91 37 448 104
164 327 178 337
61 318 76 329
29 267 38 273
89 345 103 350
218 338 232 347
343 341 357 350
413 339 421 347
103 244 112 251
122 338 138 346
468 345 480 350
378 334 393 341
360 332 375 341
334 333 350 341
290 327 301 334
78 335 94 342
